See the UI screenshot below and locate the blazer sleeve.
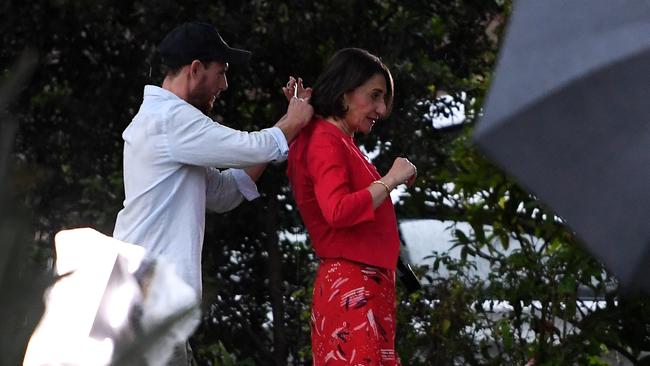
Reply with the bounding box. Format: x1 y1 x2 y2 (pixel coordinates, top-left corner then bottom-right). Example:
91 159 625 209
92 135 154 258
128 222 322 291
306 134 375 228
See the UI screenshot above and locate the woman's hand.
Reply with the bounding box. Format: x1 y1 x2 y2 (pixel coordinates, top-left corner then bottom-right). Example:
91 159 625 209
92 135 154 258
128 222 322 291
282 76 312 102
384 157 417 188
368 157 417 208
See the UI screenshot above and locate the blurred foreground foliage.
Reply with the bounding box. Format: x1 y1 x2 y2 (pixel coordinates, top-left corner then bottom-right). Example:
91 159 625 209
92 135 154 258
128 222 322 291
2 0 650 365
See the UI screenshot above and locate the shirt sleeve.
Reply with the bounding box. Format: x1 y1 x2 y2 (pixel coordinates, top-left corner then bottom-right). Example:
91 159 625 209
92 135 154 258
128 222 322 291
205 167 246 213
306 135 375 228
264 127 289 158
166 105 288 167
231 168 261 201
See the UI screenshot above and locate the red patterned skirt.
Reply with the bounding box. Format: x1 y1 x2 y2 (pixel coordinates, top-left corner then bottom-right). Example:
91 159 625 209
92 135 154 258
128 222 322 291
311 258 401 366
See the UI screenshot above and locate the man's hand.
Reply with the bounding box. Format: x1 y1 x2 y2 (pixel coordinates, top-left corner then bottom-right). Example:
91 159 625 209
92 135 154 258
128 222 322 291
282 76 312 101
275 95 313 143
274 76 314 143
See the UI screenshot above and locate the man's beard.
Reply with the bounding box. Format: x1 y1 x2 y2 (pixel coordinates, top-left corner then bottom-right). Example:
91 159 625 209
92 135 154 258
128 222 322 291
188 95 213 115
196 103 211 114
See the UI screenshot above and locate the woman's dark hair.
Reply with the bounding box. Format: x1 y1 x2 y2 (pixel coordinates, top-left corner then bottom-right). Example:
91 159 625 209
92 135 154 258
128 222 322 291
310 48 394 119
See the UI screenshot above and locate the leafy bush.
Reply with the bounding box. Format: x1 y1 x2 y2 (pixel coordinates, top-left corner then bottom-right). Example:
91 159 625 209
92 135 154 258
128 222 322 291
4 1 650 365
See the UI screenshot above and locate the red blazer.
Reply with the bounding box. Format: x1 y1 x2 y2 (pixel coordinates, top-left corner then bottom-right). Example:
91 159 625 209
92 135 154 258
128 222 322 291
287 118 400 270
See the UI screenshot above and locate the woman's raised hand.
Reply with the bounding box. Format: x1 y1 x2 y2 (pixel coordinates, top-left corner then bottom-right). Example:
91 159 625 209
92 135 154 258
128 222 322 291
385 157 417 188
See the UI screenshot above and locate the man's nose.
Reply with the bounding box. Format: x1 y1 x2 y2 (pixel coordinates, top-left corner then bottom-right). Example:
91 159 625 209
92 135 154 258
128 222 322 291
220 76 228 91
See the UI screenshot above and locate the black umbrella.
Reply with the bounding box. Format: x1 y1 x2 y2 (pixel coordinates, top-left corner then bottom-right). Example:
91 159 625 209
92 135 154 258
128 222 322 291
473 0 650 293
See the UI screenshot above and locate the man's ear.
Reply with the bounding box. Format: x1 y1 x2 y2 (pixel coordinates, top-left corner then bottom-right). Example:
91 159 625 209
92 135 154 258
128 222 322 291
189 60 203 76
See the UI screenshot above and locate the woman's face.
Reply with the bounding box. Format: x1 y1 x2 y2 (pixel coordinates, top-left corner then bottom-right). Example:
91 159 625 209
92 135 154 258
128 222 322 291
342 73 388 135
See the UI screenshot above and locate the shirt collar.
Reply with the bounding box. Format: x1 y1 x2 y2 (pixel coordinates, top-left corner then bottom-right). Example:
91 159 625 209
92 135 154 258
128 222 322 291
143 85 181 101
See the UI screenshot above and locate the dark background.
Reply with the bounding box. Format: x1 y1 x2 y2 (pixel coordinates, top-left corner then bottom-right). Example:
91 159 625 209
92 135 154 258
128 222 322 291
3 1 649 365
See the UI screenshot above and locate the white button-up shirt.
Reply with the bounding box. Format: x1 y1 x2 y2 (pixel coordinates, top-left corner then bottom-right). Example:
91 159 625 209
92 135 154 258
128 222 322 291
113 85 288 296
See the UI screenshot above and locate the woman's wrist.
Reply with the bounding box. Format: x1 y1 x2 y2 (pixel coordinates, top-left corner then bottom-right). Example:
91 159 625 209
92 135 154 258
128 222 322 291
372 180 391 195
380 176 397 190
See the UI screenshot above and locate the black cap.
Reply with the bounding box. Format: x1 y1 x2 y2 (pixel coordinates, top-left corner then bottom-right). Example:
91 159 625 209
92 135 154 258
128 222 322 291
159 22 252 68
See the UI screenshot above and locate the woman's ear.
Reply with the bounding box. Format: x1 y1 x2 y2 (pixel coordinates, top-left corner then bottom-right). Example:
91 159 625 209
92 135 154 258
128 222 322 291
341 93 350 111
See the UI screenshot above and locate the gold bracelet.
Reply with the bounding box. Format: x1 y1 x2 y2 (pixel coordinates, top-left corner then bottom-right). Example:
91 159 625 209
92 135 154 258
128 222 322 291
372 180 391 195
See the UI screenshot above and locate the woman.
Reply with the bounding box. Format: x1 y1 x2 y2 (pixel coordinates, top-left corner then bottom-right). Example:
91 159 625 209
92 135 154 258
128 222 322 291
286 48 416 366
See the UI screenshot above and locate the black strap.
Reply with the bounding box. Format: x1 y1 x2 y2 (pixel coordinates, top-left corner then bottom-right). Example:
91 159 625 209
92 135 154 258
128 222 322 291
397 256 421 294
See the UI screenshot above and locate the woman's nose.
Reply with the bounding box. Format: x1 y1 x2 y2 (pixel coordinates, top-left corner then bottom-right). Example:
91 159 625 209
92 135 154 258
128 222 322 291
376 100 387 117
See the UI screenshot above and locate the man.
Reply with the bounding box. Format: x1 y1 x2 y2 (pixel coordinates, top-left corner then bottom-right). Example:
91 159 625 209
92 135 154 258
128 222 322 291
113 21 311 364
113 21 311 309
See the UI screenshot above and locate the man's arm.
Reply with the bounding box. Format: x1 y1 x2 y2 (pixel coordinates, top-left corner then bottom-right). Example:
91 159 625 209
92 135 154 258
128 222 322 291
206 76 313 206
165 80 312 169
243 164 266 182
205 168 247 213
239 77 312 183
